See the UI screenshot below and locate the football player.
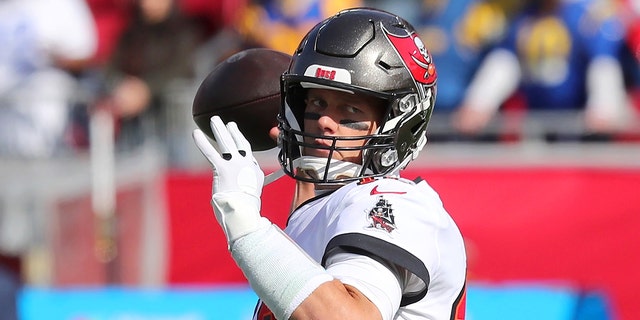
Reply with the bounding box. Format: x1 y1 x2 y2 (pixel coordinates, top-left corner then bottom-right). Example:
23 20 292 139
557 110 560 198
193 8 467 320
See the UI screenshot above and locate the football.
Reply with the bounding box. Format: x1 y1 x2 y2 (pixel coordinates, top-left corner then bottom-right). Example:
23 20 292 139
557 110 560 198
192 48 291 151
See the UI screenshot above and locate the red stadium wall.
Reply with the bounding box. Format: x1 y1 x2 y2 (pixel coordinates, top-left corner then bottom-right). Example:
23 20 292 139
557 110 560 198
165 167 640 320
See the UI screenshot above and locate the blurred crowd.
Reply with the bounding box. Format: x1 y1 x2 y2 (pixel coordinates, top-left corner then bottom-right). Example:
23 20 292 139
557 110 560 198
0 0 639 163
0 0 639 318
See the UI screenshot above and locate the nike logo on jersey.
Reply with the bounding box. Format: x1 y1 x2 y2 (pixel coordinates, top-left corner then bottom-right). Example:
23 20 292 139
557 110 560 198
370 185 407 195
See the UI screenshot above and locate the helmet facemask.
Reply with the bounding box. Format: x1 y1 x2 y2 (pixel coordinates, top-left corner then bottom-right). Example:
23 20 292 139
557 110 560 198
278 80 394 186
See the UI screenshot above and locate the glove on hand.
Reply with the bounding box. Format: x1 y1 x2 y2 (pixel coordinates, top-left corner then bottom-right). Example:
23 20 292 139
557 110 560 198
193 116 266 243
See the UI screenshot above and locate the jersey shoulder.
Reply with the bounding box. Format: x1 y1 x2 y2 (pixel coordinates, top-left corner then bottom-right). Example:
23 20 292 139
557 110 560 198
323 176 449 230
341 175 420 194
336 176 443 208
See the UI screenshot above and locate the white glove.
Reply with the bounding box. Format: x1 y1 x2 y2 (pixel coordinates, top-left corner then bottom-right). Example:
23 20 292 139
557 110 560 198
193 116 266 244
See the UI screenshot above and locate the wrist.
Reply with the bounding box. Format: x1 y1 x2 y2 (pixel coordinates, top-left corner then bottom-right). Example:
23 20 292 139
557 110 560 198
211 192 262 243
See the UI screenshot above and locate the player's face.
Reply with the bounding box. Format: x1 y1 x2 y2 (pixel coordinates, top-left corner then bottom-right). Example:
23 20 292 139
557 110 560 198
302 88 384 164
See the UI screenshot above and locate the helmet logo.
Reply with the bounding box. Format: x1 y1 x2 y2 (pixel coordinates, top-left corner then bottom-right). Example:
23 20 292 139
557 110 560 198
304 64 352 84
315 68 336 80
384 27 437 85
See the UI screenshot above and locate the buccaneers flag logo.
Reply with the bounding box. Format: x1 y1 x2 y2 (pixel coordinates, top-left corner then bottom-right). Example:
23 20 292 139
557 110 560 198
384 26 437 86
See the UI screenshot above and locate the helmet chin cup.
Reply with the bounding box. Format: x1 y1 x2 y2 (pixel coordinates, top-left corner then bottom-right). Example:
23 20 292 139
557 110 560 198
295 156 369 186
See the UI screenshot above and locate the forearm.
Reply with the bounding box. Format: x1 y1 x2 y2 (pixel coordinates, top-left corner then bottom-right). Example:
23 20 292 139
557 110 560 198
231 221 333 320
231 222 385 320
290 281 382 320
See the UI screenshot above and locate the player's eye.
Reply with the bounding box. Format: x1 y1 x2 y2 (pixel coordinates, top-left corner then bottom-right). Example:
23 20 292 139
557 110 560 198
344 105 362 114
305 97 326 110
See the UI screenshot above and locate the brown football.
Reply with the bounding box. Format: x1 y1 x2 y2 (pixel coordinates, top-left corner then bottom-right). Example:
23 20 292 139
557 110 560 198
192 48 291 151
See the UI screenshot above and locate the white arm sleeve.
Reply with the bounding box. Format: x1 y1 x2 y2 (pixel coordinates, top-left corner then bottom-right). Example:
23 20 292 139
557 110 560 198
463 48 522 112
231 220 333 320
325 252 404 320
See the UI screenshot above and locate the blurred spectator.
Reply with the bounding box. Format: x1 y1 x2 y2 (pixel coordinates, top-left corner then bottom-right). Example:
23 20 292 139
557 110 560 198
65 0 133 150
625 3 640 63
188 0 366 113
100 0 207 153
0 0 97 318
618 0 640 112
84 0 133 67
187 2 262 84
179 0 248 38
452 0 630 141
234 0 363 55
414 0 516 113
361 0 518 142
0 0 97 158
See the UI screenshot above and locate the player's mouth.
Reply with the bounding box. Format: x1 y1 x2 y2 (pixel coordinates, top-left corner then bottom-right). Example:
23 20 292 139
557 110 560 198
303 139 339 158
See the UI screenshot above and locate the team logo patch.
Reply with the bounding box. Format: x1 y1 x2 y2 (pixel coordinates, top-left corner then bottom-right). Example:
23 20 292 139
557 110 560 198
368 196 397 233
383 26 437 86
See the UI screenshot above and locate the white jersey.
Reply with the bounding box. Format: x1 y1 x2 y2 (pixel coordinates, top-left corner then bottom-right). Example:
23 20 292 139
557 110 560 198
253 176 467 320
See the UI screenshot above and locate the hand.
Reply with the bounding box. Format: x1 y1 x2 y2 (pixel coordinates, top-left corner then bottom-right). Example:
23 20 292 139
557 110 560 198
112 76 151 118
193 116 266 243
269 126 280 142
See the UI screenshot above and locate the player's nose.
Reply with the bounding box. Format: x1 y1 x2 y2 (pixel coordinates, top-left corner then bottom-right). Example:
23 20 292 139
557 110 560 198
316 113 339 134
